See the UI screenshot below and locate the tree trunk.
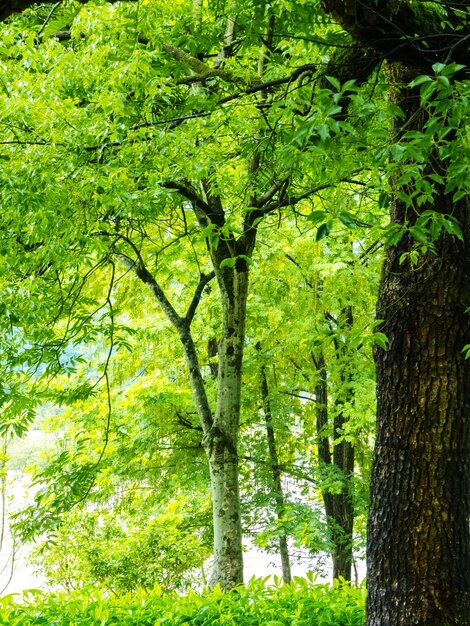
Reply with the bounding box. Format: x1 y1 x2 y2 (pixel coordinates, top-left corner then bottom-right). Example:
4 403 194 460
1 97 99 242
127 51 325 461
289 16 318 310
331 400 354 582
204 260 249 589
366 63 470 626
127 245 246 589
260 363 292 583
331 306 355 582
314 349 354 582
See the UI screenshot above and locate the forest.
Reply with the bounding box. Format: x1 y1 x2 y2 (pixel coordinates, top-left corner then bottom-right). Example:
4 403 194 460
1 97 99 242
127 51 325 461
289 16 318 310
0 0 468 625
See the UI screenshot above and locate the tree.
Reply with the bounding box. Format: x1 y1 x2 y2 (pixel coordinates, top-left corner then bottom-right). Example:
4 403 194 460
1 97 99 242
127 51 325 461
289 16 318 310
242 227 379 580
1 0 467 613
321 2 470 623
0 0 375 590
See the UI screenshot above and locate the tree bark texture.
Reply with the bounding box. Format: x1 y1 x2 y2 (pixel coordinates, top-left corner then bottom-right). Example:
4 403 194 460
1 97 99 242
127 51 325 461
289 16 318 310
203 260 250 589
366 63 470 626
322 0 470 69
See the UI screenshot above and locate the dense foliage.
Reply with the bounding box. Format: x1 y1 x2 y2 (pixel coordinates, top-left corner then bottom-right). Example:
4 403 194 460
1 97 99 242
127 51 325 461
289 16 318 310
0 0 384 589
0 0 468 621
0 577 365 626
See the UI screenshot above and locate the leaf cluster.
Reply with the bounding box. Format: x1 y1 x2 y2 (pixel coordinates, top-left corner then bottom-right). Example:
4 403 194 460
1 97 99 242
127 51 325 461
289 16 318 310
0 576 365 625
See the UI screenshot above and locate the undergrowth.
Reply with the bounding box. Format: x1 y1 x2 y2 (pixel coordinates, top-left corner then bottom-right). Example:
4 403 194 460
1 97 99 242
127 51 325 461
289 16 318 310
0 575 365 625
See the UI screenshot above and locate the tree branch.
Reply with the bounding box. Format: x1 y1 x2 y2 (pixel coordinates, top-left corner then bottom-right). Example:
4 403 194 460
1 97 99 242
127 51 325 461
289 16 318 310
161 180 214 227
107 233 214 435
184 271 216 325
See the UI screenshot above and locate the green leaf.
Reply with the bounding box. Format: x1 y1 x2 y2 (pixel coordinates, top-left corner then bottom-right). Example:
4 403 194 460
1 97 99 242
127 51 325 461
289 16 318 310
443 218 464 241
453 190 466 202
325 75 341 91
385 224 405 246
408 75 433 88
316 221 332 241
219 257 237 268
338 210 358 229
390 144 405 161
307 210 327 224
373 332 389 350
432 62 446 74
378 192 390 209
409 226 428 245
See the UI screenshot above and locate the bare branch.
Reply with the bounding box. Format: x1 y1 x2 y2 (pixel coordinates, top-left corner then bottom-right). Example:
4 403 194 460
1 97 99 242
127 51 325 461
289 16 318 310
36 1 61 39
176 412 204 432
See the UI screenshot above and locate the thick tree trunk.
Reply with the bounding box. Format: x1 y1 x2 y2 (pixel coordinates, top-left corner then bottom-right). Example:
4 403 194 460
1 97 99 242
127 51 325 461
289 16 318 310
366 64 470 626
260 364 292 583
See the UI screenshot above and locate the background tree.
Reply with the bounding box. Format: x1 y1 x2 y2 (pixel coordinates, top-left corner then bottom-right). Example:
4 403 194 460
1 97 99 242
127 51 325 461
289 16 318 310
0 0 377 589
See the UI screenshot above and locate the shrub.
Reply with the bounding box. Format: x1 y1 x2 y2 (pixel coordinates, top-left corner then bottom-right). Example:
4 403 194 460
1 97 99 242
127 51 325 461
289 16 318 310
0 575 365 625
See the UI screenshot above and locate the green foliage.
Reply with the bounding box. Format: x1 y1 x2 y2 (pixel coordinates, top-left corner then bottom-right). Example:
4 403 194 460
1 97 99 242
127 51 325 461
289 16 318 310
29 494 212 594
0 0 464 594
0 577 365 625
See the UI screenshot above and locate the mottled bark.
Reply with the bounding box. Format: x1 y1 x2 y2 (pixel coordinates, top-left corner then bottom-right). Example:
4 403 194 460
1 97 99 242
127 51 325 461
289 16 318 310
205 422 243 589
203 260 249 589
260 364 292 583
366 63 470 626
317 2 470 621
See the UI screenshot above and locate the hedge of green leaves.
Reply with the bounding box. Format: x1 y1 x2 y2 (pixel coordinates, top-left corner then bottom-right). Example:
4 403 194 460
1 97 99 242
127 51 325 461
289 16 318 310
0 576 365 625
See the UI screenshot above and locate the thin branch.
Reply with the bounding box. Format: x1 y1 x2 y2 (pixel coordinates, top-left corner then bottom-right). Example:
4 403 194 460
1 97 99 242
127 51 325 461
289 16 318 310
106 232 214 435
36 1 62 40
250 178 290 209
161 181 214 227
176 412 204 432
279 390 316 402
185 271 216 325
106 231 184 329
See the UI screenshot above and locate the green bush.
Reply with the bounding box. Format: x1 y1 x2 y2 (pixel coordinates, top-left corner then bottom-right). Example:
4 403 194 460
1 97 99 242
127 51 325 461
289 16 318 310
0 575 365 625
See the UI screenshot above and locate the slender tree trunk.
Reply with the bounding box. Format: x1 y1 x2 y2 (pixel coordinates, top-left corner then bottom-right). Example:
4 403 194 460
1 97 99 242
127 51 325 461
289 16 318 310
331 306 355 582
366 63 470 626
204 261 249 588
314 333 355 581
125 245 245 589
260 363 292 583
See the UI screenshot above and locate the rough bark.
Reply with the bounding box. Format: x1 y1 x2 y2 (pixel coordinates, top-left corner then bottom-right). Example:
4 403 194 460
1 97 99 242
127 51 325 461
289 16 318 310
318 3 470 621
322 0 470 69
260 364 292 583
366 63 470 626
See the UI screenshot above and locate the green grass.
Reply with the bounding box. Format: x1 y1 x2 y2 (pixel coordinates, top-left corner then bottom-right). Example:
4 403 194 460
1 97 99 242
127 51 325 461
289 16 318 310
0 575 365 625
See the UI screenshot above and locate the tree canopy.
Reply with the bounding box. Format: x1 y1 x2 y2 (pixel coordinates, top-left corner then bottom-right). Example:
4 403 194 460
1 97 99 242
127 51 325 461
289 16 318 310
0 0 468 624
